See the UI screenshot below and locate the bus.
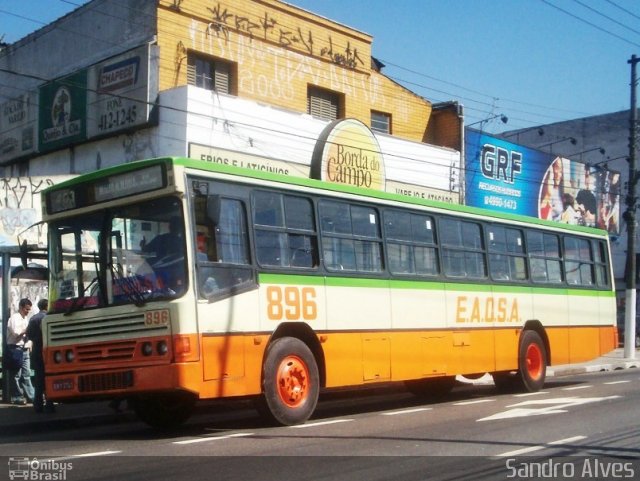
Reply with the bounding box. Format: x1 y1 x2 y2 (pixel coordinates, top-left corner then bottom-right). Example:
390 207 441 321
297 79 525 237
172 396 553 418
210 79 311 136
41 156 617 427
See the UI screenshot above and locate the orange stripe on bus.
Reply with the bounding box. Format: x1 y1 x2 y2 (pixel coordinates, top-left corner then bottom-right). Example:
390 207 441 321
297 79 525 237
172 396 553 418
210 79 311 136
44 325 616 401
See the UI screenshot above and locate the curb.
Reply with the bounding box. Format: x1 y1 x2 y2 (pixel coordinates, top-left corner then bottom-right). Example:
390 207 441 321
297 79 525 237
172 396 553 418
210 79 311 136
548 360 640 377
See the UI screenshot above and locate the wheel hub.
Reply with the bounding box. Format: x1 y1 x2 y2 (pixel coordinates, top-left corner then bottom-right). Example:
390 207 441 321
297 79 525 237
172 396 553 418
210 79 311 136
277 355 309 407
525 343 543 380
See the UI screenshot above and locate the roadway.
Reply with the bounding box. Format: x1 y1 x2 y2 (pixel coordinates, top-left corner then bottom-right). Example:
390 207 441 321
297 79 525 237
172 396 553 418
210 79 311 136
1 369 639 480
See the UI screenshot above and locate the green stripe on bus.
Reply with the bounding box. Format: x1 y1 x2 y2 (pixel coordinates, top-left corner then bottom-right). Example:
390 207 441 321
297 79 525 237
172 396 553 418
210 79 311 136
257 273 614 297
258 273 326 286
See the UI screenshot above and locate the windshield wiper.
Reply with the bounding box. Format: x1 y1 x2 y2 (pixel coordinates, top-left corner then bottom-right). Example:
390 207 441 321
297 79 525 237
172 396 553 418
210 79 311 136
110 262 146 307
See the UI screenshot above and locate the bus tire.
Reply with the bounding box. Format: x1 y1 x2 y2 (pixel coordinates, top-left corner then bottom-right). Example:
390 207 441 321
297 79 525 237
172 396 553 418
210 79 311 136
132 392 196 429
259 337 319 426
517 330 547 392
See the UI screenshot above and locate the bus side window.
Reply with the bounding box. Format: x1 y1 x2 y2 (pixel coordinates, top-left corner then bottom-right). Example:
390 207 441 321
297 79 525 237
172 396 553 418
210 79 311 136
215 198 250 265
252 191 318 269
488 225 527 282
440 218 486 279
593 240 609 287
198 197 252 300
564 236 594 286
528 231 562 284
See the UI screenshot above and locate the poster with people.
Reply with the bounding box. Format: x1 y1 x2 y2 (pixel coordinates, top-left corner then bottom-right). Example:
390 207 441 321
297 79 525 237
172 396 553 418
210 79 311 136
465 129 620 234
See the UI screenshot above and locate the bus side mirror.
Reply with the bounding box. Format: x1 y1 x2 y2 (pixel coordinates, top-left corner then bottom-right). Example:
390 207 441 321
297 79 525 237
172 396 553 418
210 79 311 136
207 195 221 226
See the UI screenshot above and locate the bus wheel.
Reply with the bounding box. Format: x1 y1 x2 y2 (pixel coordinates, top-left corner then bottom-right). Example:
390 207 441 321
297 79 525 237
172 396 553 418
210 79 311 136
132 392 196 429
518 330 547 392
259 337 319 426
405 376 456 399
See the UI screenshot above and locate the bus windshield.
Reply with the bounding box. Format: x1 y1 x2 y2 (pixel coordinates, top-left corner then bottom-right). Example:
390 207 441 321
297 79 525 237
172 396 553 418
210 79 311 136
48 196 187 313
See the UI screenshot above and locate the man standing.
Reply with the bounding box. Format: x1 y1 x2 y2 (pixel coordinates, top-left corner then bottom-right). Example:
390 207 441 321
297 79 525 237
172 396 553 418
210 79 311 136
6 298 35 405
27 299 54 413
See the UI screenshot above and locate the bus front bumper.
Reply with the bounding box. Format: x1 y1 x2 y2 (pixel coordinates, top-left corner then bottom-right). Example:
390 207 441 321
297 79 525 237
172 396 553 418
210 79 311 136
45 362 198 401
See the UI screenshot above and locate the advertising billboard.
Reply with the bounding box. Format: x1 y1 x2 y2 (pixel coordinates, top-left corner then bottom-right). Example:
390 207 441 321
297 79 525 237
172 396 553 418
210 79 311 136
0 91 37 164
465 129 620 234
38 70 88 154
87 44 158 138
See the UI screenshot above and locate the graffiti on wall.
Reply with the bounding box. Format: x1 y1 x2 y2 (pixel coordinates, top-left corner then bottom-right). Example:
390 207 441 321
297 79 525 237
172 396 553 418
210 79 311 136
204 2 365 69
189 24 383 109
122 130 156 163
8 282 48 317
0 176 54 246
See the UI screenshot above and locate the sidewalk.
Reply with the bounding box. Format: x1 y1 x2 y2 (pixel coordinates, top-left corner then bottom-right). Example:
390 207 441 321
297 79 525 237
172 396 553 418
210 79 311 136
547 347 640 377
0 348 637 434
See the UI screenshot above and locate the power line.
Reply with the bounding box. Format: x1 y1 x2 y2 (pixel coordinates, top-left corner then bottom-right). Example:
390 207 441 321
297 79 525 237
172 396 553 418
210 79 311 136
0 2 593 133
0 0 635 134
570 0 640 37
603 0 640 22
539 0 640 48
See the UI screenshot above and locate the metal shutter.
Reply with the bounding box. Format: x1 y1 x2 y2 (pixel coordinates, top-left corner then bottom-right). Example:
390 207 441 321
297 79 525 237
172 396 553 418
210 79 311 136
308 88 338 121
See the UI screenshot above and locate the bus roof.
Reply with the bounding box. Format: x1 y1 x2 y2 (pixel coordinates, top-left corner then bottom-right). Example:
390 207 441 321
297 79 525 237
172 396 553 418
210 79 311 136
44 156 609 238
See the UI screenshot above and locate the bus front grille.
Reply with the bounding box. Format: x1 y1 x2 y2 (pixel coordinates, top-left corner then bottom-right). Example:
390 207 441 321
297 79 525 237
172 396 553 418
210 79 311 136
78 370 134 393
76 341 137 362
49 313 168 342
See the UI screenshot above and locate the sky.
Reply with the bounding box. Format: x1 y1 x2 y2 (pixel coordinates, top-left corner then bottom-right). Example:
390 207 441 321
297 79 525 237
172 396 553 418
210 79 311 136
1 0 639 133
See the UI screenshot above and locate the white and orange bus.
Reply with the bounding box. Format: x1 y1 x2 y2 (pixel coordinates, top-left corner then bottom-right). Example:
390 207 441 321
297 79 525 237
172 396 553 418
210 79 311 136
41 157 617 427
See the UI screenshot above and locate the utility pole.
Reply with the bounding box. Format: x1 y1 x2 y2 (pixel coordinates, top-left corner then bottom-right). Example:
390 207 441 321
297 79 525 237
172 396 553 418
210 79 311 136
624 54 639 359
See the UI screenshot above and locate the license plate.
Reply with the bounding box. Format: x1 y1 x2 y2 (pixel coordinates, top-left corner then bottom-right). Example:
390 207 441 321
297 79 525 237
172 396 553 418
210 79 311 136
52 379 74 391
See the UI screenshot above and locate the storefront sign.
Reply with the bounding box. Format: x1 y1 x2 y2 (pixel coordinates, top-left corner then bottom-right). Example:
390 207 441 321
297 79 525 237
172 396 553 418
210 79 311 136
311 118 386 190
38 71 87 153
87 44 158 138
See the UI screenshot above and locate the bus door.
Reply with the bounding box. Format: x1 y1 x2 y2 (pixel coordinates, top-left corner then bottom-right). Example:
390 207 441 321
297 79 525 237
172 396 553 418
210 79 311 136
194 195 258 388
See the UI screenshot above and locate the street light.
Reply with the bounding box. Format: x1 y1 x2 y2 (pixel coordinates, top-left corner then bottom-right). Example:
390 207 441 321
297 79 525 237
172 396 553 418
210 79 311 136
534 137 577 152
501 126 545 141
592 154 627 169
567 147 606 159
466 113 508 130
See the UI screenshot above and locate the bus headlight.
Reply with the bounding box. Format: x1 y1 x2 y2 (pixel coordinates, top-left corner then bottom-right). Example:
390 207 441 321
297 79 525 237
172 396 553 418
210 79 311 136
53 351 63 364
65 349 75 363
141 342 153 356
157 340 168 355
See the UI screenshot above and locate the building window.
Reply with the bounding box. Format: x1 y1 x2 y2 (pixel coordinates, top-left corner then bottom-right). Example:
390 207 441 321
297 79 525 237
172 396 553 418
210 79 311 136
371 111 391 134
187 53 234 94
307 86 341 121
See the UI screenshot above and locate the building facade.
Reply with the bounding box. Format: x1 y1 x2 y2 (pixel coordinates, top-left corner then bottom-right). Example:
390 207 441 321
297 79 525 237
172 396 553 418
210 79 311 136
0 0 462 253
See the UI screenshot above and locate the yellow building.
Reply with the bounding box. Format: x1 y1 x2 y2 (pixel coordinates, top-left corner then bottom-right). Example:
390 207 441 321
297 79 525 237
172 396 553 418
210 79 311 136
156 0 454 145
0 0 461 249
